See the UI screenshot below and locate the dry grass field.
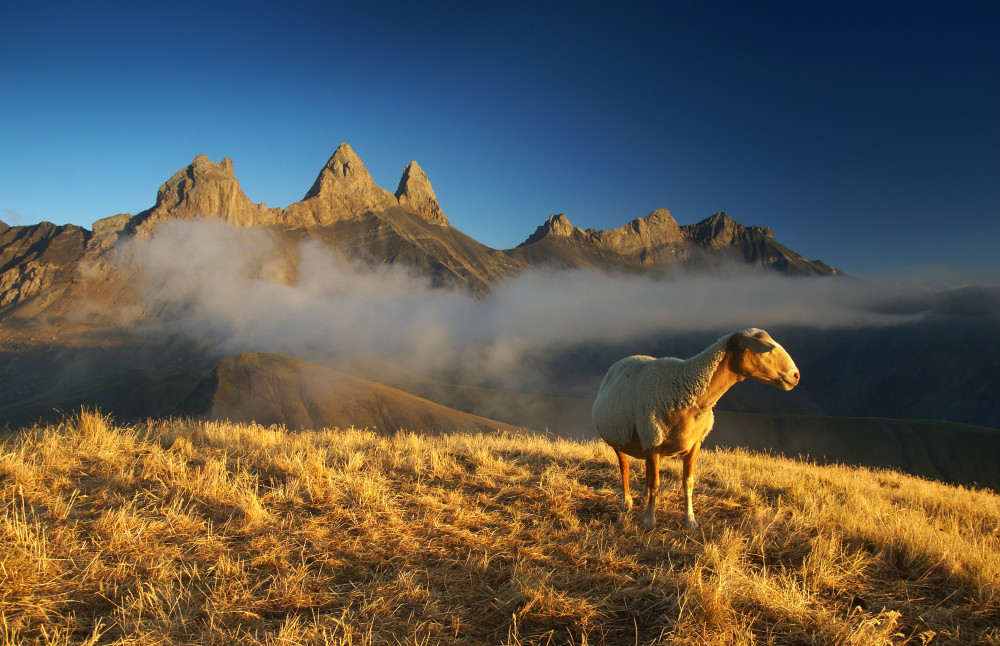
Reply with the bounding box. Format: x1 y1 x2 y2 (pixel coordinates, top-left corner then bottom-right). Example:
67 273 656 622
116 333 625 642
1 410 998 645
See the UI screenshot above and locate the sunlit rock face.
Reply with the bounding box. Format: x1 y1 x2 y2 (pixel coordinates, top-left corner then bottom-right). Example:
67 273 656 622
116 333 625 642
129 154 280 237
395 161 448 225
508 208 835 275
282 142 398 226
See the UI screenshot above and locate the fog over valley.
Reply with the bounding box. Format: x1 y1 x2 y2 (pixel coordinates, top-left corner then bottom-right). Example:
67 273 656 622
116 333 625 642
112 219 1000 427
122 220 928 389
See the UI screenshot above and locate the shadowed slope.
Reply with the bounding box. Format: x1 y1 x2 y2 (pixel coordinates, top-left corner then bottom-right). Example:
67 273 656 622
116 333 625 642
275 206 524 294
177 352 526 434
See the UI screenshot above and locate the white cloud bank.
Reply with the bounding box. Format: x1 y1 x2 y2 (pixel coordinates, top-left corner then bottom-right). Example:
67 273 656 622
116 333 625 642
119 219 951 388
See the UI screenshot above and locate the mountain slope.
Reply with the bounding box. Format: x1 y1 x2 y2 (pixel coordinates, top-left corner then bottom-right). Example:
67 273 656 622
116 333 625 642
275 206 524 293
176 352 526 435
4 412 997 644
403 379 1000 491
0 221 89 309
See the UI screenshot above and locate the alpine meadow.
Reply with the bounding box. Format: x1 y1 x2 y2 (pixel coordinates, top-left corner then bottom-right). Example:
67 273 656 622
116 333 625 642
1 410 998 644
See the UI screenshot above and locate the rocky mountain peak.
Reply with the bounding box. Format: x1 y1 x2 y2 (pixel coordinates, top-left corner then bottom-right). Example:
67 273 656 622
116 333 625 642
519 214 578 246
643 208 683 236
128 154 279 237
283 143 397 226
548 214 576 236
395 161 448 225
318 142 362 182
306 143 393 204
606 208 683 242
684 211 766 248
573 208 686 261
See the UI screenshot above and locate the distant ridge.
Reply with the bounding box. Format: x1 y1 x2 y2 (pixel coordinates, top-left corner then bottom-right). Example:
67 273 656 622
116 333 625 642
510 209 836 275
0 141 841 310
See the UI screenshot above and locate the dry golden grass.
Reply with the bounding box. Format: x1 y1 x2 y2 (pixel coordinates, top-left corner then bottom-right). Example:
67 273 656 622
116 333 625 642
1 409 998 645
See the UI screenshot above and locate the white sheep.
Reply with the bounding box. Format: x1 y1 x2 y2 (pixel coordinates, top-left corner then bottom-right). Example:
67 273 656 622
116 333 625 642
592 328 799 529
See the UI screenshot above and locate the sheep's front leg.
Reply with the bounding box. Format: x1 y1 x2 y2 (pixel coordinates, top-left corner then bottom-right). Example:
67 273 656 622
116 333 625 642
643 453 660 528
615 450 633 512
682 443 701 530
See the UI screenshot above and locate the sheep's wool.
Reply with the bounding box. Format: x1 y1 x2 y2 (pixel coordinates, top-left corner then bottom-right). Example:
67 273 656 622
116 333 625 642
593 330 753 450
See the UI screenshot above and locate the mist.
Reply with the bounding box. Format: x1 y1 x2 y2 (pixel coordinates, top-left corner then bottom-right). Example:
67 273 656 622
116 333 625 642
119 219 962 392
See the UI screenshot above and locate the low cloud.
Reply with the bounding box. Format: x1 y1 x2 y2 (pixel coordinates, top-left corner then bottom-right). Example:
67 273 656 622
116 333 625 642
118 219 965 390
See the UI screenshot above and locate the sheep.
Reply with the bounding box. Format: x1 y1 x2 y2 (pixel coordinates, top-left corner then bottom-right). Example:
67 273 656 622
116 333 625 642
592 328 799 530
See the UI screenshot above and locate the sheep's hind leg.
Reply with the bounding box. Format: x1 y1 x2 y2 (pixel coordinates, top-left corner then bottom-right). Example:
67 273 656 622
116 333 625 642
643 453 660 529
615 450 633 512
682 443 701 530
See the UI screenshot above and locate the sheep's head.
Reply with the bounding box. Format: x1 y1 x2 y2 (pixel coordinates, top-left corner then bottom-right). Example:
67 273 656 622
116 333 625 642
732 328 800 390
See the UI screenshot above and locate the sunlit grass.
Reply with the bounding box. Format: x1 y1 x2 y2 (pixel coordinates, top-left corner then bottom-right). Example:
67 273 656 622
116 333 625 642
1 409 998 644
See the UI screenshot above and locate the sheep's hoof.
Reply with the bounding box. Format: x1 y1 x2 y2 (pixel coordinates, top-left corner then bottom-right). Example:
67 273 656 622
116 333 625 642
684 516 698 530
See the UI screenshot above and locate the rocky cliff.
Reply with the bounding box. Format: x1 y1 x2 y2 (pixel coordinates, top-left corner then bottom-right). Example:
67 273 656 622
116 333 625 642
116 142 838 281
281 143 397 226
680 212 838 275
128 155 281 237
395 161 448 225
281 143 450 227
0 222 89 308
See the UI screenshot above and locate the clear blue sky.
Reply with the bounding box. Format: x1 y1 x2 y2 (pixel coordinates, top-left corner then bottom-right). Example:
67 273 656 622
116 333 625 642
2 1 998 279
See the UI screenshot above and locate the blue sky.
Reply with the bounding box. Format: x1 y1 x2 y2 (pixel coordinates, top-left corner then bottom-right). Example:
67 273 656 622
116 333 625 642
2 1 998 279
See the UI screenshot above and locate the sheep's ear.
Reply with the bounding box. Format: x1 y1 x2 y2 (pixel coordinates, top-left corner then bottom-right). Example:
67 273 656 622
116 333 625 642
736 331 776 354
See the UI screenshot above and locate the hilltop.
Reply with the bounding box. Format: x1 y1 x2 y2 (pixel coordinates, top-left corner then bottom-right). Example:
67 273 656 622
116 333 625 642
1 411 997 644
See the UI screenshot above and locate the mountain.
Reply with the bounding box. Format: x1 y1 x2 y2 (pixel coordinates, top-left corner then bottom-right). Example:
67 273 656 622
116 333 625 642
395 161 448 224
509 209 837 275
281 143 399 226
128 154 282 236
0 142 840 311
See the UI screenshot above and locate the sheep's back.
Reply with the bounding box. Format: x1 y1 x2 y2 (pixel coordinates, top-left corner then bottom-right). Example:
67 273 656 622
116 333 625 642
592 354 657 446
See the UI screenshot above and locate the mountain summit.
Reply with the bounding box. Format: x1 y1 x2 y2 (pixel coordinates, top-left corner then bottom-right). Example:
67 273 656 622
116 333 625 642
283 143 398 226
129 154 280 237
395 161 448 225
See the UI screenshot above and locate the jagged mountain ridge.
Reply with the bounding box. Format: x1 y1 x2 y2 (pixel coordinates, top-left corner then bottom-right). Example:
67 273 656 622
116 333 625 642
509 209 836 275
0 142 837 308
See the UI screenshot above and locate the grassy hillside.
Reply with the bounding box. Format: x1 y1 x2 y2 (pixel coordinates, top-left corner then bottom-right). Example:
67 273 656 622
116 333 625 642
1 411 998 645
